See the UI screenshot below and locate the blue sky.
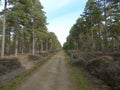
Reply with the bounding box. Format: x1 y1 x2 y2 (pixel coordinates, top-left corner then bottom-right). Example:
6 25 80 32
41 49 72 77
0 0 88 46
40 0 88 46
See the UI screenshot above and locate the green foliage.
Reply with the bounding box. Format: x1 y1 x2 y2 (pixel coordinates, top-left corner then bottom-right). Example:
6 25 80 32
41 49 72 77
64 52 91 90
63 0 120 52
0 0 61 55
48 32 62 51
71 66 91 90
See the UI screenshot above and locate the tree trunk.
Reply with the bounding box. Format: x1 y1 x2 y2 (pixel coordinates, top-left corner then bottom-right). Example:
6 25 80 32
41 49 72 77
8 29 11 54
32 29 35 55
15 23 19 56
98 23 102 51
1 0 7 57
104 0 108 52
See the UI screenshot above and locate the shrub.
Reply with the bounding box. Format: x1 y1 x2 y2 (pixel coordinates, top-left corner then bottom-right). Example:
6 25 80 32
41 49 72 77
87 58 110 78
103 61 120 90
87 57 120 90
0 57 21 75
28 54 43 61
0 64 7 75
66 51 120 90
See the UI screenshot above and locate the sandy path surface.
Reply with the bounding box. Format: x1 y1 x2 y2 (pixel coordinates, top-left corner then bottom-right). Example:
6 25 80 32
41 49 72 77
15 51 78 90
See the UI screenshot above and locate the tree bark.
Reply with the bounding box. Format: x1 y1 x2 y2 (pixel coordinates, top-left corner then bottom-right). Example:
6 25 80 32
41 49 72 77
98 23 102 51
8 28 11 54
15 22 19 56
104 0 108 52
1 0 7 57
32 29 35 55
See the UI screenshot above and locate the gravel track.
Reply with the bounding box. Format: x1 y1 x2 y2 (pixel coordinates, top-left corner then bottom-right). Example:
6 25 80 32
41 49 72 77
15 51 78 90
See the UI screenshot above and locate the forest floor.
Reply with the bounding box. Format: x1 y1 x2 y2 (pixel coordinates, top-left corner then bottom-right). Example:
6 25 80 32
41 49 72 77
14 51 79 90
0 54 37 87
1 51 114 90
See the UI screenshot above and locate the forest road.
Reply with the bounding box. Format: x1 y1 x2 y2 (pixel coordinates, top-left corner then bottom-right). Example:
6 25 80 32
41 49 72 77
14 51 78 90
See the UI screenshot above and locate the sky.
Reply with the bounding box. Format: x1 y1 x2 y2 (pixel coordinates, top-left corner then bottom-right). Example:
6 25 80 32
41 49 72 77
40 0 88 46
0 0 88 46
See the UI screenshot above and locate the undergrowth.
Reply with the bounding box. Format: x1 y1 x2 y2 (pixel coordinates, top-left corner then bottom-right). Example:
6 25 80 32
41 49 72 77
64 52 91 90
0 54 53 90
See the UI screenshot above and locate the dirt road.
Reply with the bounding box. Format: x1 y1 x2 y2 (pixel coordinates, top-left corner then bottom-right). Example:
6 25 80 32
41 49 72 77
15 51 78 90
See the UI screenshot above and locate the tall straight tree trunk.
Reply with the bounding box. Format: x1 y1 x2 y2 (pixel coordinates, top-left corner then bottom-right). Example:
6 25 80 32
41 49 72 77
98 23 102 51
8 29 11 54
104 0 108 52
1 0 7 57
32 29 35 55
90 15 95 52
15 23 19 56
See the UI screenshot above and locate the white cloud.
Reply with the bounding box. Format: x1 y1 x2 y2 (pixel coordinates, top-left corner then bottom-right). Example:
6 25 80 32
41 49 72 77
48 25 69 46
47 11 81 46
40 0 87 46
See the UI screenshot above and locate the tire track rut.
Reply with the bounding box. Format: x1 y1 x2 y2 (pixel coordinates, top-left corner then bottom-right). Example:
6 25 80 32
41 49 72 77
15 51 78 90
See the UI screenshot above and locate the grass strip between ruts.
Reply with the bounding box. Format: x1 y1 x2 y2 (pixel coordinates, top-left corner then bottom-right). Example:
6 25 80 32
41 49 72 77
64 51 91 90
